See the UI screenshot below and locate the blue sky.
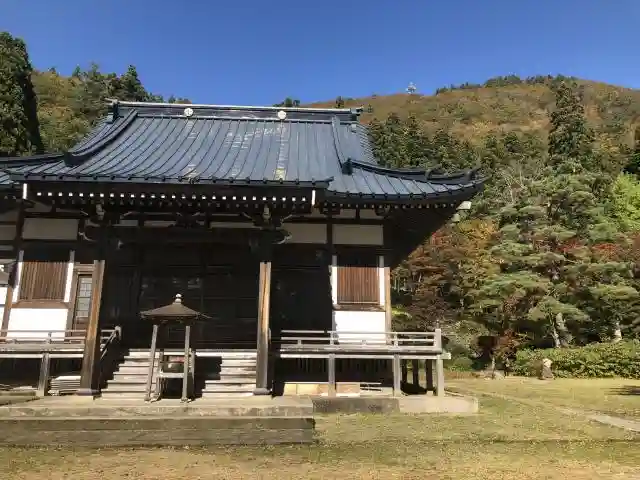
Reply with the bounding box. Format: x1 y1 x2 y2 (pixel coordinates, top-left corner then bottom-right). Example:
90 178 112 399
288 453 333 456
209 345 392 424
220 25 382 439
2 0 639 105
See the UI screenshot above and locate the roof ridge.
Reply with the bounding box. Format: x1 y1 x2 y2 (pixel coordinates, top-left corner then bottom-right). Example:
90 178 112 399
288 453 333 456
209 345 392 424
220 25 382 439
108 98 362 116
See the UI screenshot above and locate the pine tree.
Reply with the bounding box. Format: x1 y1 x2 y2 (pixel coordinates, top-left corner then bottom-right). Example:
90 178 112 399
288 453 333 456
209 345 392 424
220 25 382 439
108 65 150 102
0 32 43 156
475 81 636 346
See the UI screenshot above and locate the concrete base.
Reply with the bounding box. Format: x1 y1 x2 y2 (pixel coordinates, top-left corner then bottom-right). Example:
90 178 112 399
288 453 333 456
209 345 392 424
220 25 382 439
0 396 315 446
0 396 314 418
398 392 478 414
312 393 478 415
75 388 100 397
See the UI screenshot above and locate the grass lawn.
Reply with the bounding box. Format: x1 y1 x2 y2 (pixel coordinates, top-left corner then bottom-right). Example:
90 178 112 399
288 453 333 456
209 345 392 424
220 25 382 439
448 377 640 421
2 394 639 480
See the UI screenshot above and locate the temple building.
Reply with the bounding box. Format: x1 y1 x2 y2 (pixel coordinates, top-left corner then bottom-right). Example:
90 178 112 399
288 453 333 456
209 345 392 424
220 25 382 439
0 101 484 399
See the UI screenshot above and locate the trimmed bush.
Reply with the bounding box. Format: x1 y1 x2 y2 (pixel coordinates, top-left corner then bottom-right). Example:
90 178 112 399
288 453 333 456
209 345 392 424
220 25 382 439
512 340 640 379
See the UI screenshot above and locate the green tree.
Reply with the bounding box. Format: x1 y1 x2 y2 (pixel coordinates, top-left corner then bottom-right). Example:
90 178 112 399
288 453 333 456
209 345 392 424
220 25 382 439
273 97 300 108
624 126 640 176
610 173 640 232
0 32 43 156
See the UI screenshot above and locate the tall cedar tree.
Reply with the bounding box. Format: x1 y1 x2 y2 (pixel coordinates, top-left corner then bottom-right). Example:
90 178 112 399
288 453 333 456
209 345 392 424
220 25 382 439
0 32 43 156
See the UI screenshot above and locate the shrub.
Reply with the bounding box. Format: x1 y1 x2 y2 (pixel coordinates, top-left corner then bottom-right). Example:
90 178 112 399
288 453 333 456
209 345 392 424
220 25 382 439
512 340 640 379
446 355 474 372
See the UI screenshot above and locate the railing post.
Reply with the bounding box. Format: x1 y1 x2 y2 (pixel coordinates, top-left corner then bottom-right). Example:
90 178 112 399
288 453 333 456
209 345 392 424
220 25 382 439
327 353 336 397
37 353 50 397
392 354 401 397
434 328 442 351
145 323 159 402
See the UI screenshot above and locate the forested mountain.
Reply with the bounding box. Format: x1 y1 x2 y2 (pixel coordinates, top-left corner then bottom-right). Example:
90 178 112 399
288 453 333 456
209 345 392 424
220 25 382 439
2 32 639 369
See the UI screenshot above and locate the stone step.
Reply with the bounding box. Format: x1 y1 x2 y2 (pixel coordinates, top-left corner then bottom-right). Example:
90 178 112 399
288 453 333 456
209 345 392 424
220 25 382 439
202 384 255 393
100 390 148 397
220 360 257 367
200 391 254 398
114 366 151 375
0 416 315 446
103 383 154 393
214 369 257 377
109 372 147 382
205 378 256 386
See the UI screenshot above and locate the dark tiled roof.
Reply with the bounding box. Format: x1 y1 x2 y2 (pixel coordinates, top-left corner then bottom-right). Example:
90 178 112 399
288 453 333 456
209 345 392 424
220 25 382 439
4 101 485 203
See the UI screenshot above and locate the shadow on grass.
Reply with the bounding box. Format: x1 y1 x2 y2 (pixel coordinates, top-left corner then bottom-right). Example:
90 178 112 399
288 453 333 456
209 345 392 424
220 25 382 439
611 385 640 396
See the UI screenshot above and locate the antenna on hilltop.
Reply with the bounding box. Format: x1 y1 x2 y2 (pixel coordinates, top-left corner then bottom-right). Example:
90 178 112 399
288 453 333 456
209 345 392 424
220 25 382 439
406 82 417 95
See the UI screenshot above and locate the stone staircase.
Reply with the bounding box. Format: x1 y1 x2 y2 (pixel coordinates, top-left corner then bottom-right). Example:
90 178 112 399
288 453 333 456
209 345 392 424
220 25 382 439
101 349 157 398
101 349 257 399
200 351 257 398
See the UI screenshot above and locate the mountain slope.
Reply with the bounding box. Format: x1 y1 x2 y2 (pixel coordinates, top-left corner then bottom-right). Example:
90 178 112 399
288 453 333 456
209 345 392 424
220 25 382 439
308 78 640 145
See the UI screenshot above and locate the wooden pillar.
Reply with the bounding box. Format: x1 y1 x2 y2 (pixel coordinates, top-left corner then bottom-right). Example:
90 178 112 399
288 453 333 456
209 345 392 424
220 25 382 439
411 359 420 387
426 359 434 394
37 353 50 397
254 257 272 395
181 323 191 402
145 323 159 402
383 255 392 331
436 357 445 397
77 229 107 397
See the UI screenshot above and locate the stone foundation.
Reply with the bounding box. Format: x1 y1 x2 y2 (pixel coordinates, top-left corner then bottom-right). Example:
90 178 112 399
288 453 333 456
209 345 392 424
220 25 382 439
0 416 315 446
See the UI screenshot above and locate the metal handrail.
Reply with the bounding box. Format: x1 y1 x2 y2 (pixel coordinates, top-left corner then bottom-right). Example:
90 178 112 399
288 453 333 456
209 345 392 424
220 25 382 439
100 326 121 361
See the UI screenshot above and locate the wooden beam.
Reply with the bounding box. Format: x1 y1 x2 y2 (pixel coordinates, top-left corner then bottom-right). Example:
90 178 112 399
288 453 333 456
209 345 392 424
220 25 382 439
77 229 107 396
253 259 272 395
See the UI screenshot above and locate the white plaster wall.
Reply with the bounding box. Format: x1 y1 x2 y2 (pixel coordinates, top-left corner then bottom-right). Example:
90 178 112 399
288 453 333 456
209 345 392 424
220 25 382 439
22 218 78 240
330 255 387 307
5 309 68 339
286 223 326 244
6 251 75 337
333 224 383 245
333 311 386 343
378 255 386 306
12 251 75 303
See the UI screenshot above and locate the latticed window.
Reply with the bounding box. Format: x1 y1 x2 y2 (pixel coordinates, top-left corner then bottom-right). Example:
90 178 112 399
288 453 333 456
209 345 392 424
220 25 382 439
71 275 93 330
18 250 69 302
336 252 380 305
